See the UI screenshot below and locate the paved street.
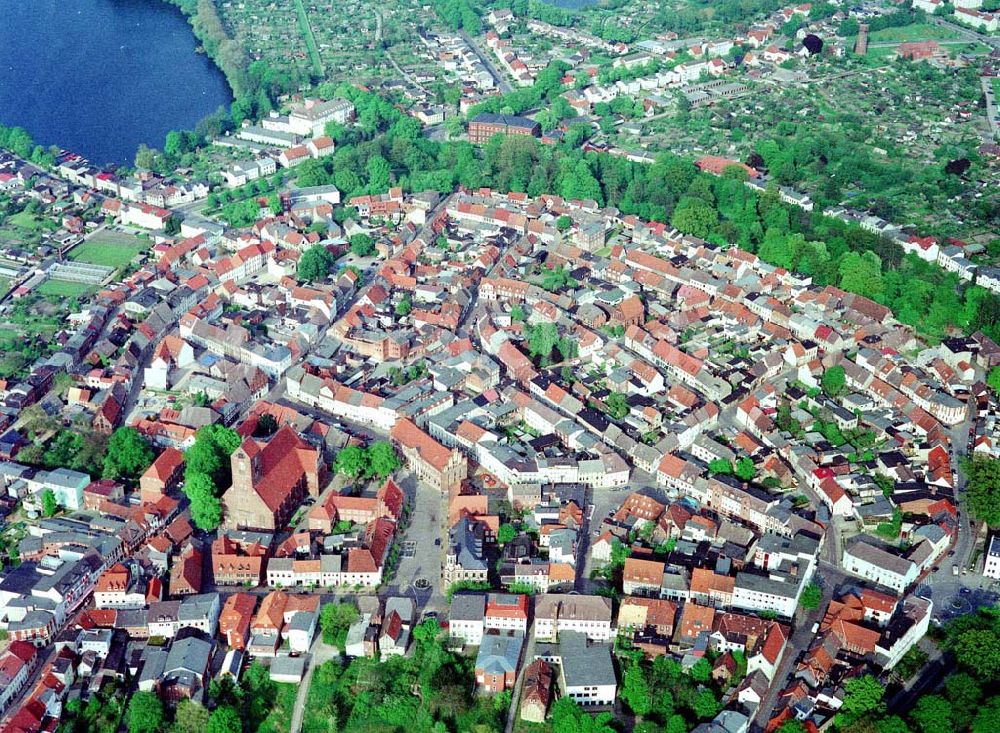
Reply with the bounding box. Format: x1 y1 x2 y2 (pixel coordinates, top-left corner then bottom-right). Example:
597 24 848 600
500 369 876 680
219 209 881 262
289 637 339 733
753 562 846 730
459 30 513 93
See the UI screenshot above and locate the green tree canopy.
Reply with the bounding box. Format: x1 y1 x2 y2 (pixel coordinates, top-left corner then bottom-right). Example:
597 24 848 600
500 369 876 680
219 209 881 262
319 601 359 647
799 582 822 611
127 691 165 733
497 523 517 544
822 365 847 398
103 427 155 484
621 664 652 717
367 441 400 478
41 489 58 517
298 244 336 283
206 704 242 733
963 456 1000 527
350 233 376 257
185 472 222 531
335 445 367 478
909 694 953 733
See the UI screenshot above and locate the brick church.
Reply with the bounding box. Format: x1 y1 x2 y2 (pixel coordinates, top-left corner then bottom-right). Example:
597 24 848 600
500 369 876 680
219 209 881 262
221 425 325 531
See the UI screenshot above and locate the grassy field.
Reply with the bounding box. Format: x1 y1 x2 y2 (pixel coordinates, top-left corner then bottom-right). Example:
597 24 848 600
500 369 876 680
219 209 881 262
257 682 297 733
68 232 149 269
869 23 962 42
293 0 325 78
6 211 58 232
37 280 95 298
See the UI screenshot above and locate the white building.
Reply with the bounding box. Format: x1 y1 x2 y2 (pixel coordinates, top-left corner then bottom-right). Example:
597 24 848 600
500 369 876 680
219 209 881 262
449 594 486 646
535 632 617 707
984 535 1000 580
534 595 614 642
843 541 918 594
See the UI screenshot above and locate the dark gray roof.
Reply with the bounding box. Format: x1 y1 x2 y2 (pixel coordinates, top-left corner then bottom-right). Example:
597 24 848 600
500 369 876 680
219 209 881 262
450 593 486 622
471 113 539 129
556 632 616 688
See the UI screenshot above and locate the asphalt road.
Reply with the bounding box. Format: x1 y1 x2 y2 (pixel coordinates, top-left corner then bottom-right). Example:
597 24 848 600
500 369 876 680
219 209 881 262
459 30 513 93
289 636 340 733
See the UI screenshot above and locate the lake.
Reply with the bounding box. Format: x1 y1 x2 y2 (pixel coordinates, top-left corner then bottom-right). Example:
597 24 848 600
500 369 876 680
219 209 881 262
0 0 232 166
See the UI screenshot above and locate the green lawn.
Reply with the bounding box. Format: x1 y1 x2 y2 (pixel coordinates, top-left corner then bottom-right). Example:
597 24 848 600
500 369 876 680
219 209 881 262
68 234 149 269
293 0 325 77
36 280 95 298
257 682 297 733
869 23 962 42
6 211 57 232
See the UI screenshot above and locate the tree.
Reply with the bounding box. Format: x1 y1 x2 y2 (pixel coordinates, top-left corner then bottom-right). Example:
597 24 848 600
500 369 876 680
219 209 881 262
779 721 807 733
838 675 886 727
803 34 824 54
349 233 376 257
367 441 400 478
621 664 652 717
671 196 718 238
800 582 822 611
172 700 210 733
207 705 242 733
839 250 884 300
988 366 1000 394
185 472 222 531
511 303 525 322
692 689 719 719
949 628 1000 681
606 392 629 420
498 523 517 544
335 445 367 478
102 427 155 484
689 657 712 683
910 695 953 733
735 457 756 482
298 244 336 282
254 413 278 437
185 425 241 489
963 456 1000 527
127 691 165 733
41 489 58 517
943 673 981 728
267 192 282 215
972 697 1000 733
556 215 573 231
708 458 733 475
395 295 412 316
822 365 847 398
319 601 359 647
366 154 391 193
525 323 560 364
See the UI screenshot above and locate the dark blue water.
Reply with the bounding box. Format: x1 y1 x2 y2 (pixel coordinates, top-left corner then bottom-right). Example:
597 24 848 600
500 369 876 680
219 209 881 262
0 0 232 166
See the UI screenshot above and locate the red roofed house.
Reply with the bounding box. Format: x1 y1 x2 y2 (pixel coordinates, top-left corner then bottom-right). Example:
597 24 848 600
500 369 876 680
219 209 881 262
696 155 758 178
170 544 203 596
139 448 185 504
0 641 38 716
390 418 467 493
222 425 325 531
219 593 257 650
484 593 530 635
